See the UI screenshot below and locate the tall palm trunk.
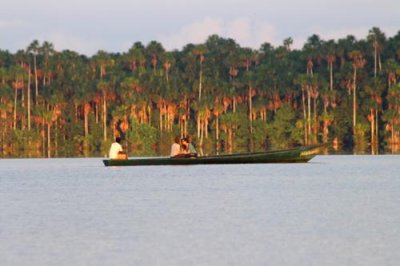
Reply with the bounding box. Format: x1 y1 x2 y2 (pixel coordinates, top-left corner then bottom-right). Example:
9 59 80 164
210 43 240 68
370 109 375 145
55 120 58 157
95 102 99 124
27 65 31 130
198 62 203 101
215 115 220 150
227 128 232 153
353 67 357 130
374 44 377 78
375 109 379 147
197 115 201 139
47 123 51 158
302 87 308 145
313 96 318 144
323 123 329 143
84 103 89 151
147 104 152 126
103 96 107 141
391 120 395 151
13 85 18 130
20 78 25 130
204 116 209 139
307 86 311 142
329 61 333 91
157 100 163 130
34 54 38 105
323 121 329 144
199 120 204 148
248 86 253 151
42 117 45 156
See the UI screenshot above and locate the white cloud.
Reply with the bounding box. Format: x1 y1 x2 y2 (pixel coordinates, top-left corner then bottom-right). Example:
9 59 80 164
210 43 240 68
226 18 277 48
159 17 224 50
36 32 105 55
253 22 277 47
158 17 278 50
0 19 25 28
226 18 252 46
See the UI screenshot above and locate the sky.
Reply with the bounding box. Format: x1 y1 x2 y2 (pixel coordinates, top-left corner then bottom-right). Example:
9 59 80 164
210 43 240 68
0 0 399 55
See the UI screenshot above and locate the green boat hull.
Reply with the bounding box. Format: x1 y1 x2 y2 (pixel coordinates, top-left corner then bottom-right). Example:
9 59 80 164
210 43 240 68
103 145 323 167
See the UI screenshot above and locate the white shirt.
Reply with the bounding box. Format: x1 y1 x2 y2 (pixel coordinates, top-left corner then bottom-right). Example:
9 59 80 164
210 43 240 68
170 143 180 157
109 142 123 159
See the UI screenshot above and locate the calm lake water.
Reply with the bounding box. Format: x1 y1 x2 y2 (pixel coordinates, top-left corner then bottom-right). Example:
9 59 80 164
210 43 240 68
1 156 399 266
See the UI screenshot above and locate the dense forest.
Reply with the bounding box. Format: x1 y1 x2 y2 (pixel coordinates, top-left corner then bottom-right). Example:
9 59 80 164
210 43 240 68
1 27 400 157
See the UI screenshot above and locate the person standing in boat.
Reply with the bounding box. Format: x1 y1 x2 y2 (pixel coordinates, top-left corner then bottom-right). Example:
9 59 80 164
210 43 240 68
170 136 181 157
109 137 127 159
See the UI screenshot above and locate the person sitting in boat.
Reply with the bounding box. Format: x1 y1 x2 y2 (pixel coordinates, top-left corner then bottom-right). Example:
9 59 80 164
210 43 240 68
170 136 181 157
186 135 198 156
109 137 127 160
172 137 197 158
181 138 189 152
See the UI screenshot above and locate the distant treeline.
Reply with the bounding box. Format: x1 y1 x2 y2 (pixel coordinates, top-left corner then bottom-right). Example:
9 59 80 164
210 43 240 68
1 27 400 157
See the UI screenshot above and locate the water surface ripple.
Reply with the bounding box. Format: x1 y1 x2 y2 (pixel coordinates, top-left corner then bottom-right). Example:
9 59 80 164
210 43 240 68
1 156 399 265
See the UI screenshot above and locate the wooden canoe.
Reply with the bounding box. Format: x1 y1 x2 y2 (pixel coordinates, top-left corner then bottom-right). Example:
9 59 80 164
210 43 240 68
102 144 324 167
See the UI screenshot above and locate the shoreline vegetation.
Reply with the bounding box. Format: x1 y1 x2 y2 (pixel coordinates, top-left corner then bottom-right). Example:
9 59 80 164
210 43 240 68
1 27 400 158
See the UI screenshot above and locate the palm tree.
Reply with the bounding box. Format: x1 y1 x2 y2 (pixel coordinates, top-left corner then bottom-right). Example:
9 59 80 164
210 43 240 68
239 48 258 150
320 88 335 143
145 41 165 74
97 80 115 142
364 78 384 148
123 43 145 74
385 59 400 88
367 27 386 77
10 65 24 129
43 96 63 158
323 40 337 91
162 52 175 83
92 50 115 141
0 67 12 146
294 75 307 144
27 40 40 104
26 62 32 131
220 112 243 153
337 35 356 69
40 41 55 86
383 83 400 151
92 50 114 81
283 37 293 51
212 97 225 151
303 34 323 77
349 50 366 132
192 44 207 101
310 80 320 144
15 49 32 131
225 51 240 112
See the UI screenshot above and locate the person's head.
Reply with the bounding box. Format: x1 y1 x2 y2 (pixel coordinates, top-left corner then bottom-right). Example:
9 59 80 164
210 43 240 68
174 136 180 144
181 138 188 148
116 137 121 143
